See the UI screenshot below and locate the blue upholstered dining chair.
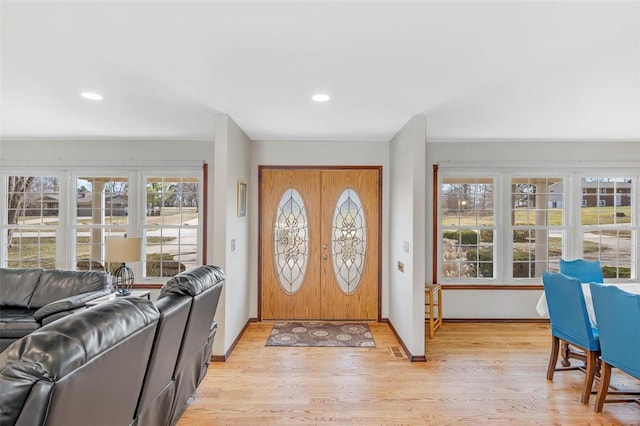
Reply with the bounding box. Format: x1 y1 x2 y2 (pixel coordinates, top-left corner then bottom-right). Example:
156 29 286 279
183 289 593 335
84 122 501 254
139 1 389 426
559 258 604 284
542 272 600 404
589 284 640 413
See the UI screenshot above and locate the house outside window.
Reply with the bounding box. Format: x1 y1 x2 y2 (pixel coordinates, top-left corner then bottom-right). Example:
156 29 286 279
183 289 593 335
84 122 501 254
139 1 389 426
74 176 129 273
511 177 564 279
581 177 634 279
1 169 203 282
2 176 60 268
438 171 638 284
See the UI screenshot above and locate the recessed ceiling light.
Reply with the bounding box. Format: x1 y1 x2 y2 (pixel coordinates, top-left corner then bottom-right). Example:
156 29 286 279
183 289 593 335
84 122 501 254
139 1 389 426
81 91 103 101
312 93 330 102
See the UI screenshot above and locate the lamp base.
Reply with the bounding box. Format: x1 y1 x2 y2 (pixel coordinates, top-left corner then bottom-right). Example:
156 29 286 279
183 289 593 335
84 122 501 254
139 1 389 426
112 263 135 297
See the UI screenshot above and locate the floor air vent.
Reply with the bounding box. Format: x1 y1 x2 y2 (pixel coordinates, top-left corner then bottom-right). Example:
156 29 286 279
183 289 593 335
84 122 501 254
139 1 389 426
388 346 405 358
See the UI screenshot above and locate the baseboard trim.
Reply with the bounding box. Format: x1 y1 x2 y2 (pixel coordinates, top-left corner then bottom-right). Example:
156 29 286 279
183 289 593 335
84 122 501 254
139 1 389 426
442 318 550 323
381 318 426 362
210 317 258 362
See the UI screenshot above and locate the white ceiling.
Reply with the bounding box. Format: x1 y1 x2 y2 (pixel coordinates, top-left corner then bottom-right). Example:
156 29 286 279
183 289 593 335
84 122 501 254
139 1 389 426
1 0 639 142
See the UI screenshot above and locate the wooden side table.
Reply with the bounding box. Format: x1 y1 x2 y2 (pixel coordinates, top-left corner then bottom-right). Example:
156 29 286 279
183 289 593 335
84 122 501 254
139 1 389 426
86 290 151 306
425 283 443 338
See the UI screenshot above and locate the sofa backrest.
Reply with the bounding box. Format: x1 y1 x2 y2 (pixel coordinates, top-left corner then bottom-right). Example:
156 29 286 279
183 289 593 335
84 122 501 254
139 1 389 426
28 269 111 308
134 293 192 426
157 265 225 425
0 298 159 426
0 268 43 307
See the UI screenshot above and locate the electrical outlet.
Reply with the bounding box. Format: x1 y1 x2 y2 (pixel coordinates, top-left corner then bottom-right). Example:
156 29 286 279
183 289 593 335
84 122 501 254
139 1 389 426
398 261 404 272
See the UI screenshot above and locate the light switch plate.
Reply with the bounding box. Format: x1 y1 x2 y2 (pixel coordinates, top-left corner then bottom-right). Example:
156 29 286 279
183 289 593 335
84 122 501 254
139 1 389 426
231 239 236 251
403 241 410 253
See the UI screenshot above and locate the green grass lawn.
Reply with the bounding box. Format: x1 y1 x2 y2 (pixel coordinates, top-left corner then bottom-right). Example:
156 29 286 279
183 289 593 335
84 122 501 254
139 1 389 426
443 205 631 226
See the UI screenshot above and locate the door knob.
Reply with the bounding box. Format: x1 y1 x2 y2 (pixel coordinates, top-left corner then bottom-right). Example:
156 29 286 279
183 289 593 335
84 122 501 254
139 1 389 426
323 255 328 260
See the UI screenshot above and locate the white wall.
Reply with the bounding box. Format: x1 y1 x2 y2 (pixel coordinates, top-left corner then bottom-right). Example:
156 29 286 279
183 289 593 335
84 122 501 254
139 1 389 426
0 139 212 164
388 116 427 358
252 140 390 317
426 141 640 318
212 115 252 357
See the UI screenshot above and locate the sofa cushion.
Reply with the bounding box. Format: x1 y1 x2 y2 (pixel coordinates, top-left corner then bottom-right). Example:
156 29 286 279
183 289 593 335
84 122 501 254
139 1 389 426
0 308 40 338
0 268 43 308
29 269 111 308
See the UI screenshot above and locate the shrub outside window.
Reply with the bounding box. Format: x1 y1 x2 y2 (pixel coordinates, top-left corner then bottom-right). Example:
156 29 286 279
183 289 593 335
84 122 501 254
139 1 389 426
441 177 495 279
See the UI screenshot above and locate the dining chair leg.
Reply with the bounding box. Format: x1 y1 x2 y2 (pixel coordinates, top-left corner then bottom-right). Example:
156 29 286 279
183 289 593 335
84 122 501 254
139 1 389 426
580 350 598 404
547 335 560 380
594 362 612 412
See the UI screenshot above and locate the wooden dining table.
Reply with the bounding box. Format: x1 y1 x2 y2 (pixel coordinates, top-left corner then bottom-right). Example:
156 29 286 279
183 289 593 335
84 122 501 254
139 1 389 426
536 282 640 326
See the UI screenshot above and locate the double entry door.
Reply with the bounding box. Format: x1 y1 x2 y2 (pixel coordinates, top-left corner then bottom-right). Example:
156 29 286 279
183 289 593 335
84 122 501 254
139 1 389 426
260 168 380 320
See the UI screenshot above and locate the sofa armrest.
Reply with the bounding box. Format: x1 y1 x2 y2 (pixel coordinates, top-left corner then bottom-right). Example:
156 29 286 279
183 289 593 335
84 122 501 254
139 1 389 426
33 290 113 321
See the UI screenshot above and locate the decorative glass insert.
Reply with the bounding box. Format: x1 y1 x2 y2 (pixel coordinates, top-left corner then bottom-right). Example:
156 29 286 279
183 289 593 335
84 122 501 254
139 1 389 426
274 189 308 294
332 188 366 294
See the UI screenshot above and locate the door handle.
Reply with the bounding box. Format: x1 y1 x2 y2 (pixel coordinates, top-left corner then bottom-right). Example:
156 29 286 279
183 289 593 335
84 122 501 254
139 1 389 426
322 244 328 249
323 255 328 260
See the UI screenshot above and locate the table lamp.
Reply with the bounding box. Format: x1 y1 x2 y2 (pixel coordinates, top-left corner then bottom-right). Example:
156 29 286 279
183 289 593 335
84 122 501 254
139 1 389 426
105 235 142 296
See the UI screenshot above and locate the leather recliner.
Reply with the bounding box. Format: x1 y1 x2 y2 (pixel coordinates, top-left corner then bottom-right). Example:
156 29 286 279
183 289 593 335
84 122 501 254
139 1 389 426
158 265 224 426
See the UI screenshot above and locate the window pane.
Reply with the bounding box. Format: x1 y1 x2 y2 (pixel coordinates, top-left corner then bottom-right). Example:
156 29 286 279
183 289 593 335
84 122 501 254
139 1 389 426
442 229 494 278
512 230 563 278
583 229 635 279
512 177 562 226
441 179 494 227
581 178 632 226
5 228 57 269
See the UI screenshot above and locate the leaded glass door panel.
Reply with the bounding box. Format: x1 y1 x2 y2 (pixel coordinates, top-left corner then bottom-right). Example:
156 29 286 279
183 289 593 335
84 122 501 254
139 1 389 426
260 168 379 321
261 169 321 319
320 169 378 320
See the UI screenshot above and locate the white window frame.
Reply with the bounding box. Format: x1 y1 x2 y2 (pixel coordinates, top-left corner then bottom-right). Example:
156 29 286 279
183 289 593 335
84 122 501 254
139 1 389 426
1 167 203 284
438 172 499 284
437 166 640 285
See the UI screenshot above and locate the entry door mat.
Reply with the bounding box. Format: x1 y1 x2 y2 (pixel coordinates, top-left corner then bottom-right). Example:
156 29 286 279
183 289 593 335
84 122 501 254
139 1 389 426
266 322 376 347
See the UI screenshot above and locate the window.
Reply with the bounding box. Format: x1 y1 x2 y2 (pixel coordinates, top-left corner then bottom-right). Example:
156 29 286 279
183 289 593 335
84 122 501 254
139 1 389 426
2 176 60 268
143 176 200 278
437 171 638 284
74 176 129 272
1 168 203 282
581 178 635 279
440 177 495 279
511 177 564 278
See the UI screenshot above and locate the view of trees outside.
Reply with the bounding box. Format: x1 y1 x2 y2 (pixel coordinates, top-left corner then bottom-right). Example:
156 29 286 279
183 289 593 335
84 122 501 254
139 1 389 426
441 178 495 278
3 175 200 277
144 177 199 277
4 176 60 268
440 176 635 281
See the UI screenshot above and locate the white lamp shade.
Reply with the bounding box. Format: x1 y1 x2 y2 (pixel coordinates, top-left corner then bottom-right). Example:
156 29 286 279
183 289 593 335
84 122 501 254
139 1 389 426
105 236 142 263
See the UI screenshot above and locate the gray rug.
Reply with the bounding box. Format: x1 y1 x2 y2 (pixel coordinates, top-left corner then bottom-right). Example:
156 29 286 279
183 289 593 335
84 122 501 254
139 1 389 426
266 322 376 347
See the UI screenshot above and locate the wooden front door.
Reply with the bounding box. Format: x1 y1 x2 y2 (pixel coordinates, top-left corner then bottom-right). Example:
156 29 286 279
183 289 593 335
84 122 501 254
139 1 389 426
260 167 380 320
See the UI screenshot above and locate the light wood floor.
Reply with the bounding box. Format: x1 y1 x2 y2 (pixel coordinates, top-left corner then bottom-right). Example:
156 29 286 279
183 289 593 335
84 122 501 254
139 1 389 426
178 322 640 425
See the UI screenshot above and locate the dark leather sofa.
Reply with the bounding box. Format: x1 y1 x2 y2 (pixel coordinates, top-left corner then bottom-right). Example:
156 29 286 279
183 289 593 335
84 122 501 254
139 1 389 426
0 268 113 351
0 265 225 426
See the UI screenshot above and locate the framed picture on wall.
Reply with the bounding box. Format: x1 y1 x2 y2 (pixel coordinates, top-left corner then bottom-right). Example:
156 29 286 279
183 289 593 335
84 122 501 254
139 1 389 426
237 181 247 217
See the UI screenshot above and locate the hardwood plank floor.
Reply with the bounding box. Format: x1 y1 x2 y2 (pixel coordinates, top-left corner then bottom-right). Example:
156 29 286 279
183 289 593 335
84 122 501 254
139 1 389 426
178 322 640 425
